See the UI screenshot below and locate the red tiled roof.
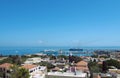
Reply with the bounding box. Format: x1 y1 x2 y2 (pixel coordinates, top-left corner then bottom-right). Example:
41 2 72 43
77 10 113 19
21 64 37 70
76 61 88 66
0 63 13 69
76 61 89 72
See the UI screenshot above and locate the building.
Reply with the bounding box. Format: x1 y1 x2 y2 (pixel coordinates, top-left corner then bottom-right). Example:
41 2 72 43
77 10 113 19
100 73 112 78
93 73 101 78
22 64 47 78
46 60 88 78
76 61 89 73
24 57 42 64
46 71 87 78
24 57 50 64
109 69 120 78
0 63 13 78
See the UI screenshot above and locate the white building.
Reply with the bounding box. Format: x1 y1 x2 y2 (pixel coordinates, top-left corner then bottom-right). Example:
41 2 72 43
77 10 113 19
0 63 13 78
24 57 50 64
22 64 47 78
24 57 42 64
46 71 87 78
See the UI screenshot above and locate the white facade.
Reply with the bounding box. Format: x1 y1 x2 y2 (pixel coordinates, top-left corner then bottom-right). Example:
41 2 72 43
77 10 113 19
29 66 47 78
24 57 50 64
24 57 42 64
22 64 47 78
47 71 87 78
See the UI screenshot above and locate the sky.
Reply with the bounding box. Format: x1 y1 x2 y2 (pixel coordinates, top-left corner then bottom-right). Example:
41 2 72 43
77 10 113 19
0 0 120 47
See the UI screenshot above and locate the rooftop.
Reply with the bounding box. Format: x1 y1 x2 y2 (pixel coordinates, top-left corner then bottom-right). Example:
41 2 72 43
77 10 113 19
76 61 88 66
0 63 13 69
47 71 87 77
21 64 37 70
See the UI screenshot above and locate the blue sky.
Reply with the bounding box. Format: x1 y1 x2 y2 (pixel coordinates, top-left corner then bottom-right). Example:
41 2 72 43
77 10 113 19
0 0 120 47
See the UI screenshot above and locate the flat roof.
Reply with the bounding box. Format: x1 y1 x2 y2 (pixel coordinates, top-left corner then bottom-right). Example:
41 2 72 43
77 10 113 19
47 72 87 77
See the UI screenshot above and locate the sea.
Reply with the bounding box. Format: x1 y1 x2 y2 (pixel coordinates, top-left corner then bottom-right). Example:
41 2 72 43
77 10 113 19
0 46 120 56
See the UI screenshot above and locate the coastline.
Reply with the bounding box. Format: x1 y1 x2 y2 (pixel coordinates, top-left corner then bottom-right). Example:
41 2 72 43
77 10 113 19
0 46 120 56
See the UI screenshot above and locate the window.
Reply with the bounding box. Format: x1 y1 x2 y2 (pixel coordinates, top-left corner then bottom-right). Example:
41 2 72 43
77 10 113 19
30 70 33 73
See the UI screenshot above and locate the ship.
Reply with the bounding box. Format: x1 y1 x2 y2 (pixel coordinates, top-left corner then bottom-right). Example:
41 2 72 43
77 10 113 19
69 48 83 51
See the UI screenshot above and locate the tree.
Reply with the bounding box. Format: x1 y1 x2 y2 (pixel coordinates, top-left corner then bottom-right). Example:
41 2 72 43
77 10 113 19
69 55 82 63
39 61 55 69
18 68 30 78
102 61 108 72
10 65 30 78
49 55 56 60
57 55 68 60
101 59 120 73
12 55 22 65
88 61 100 73
10 65 19 78
0 55 22 65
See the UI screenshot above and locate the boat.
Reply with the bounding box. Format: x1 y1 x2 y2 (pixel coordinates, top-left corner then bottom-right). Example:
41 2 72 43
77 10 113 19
44 49 56 52
69 48 83 51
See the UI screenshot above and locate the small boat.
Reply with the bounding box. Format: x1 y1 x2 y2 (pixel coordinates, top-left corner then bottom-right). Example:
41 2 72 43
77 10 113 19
44 49 56 52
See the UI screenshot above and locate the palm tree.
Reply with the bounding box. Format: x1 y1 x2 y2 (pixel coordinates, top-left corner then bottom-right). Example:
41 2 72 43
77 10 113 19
10 65 30 78
18 68 30 78
10 65 19 78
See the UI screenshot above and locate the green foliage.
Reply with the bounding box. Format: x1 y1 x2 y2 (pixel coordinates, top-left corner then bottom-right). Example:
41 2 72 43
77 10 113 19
49 55 56 60
69 55 82 63
104 59 120 70
99 56 109 58
57 55 68 60
20 55 28 63
39 61 55 69
18 68 30 78
11 65 30 78
98 64 103 72
29 55 40 58
91 55 98 58
0 55 28 65
40 55 48 58
88 61 100 73
88 61 97 67
102 61 108 72
11 65 20 78
0 72 4 77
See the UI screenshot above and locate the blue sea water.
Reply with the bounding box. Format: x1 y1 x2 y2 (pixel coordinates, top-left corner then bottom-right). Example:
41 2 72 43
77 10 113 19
0 46 120 56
